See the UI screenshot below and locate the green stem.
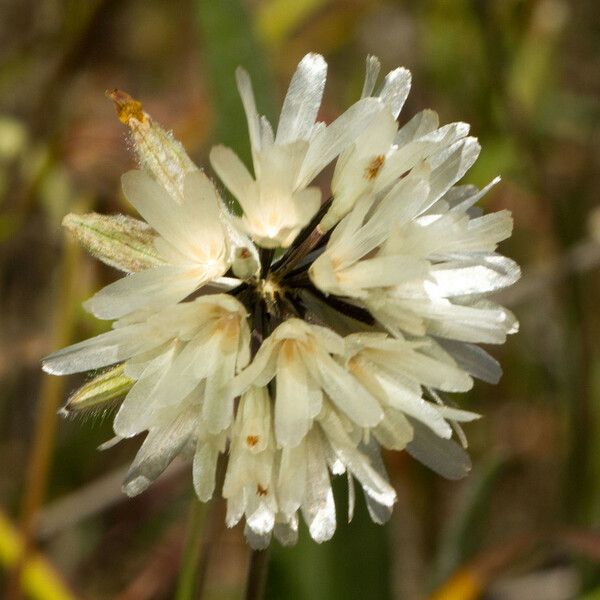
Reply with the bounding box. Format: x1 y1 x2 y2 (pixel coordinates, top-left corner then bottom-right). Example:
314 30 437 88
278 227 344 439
245 548 271 600
175 500 206 600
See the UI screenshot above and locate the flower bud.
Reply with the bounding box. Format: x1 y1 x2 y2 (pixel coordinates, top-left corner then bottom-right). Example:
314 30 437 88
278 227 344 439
60 364 133 416
63 212 164 273
107 89 197 203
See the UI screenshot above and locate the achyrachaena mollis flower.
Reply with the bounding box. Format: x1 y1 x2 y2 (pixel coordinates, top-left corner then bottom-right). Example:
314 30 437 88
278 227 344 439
43 54 520 548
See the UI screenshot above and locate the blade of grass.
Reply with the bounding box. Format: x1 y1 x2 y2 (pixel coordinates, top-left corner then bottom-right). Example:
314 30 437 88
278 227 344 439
7 206 85 600
174 500 206 600
193 0 275 167
267 478 392 600
430 455 511 588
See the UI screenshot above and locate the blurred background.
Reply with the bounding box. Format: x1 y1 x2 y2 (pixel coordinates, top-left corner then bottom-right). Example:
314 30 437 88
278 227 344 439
1 0 599 598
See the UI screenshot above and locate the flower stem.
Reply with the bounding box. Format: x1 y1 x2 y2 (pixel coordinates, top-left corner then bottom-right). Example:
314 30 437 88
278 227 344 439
174 500 206 600
244 548 270 600
185 454 228 600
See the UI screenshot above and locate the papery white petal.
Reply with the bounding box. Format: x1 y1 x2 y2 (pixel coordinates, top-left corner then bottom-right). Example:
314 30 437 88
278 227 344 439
378 67 411 119
370 370 452 438
83 265 206 320
347 471 356 522
435 406 481 422
260 116 274 147
236 67 261 154
327 192 373 247
256 140 308 196
414 298 515 344
359 439 395 524
203 333 239 433
182 170 227 246
225 488 245 528
114 344 179 437
276 53 327 145
361 177 431 241
121 170 190 254
429 255 521 297
360 55 381 98
244 523 272 550
319 407 396 508
426 137 481 205
278 440 307 517
273 516 299 546
275 342 315 447
336 256 428 292
376 123 468 196
373 408 414 450
122 406 197 497
310 351 383 428
367 294 427 338
448 177 501 214
246 509 276 542
406 420 471 480
331 109 397 195
438 339 502 384
301 430 336 543
298 97 383 187
42 324 154 375
395 109 439 146
228 336 280 397
307 323 345 354
362 339 474 393
193 437 222 502
239 387 271 453
209 145 254 204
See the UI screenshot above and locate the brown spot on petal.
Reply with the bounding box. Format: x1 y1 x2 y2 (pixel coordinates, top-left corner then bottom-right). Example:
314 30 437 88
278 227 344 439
246 435 260 448
364 155 385 181
281 339 296 363
106 89 146 125
238 247 251 259
348 355 369 378
256 484 268 497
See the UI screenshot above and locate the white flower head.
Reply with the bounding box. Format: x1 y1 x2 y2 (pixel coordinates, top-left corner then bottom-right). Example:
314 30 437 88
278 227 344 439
43 55 520 549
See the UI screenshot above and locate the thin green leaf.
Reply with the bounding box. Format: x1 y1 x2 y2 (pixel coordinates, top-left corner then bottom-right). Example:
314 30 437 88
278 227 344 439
193 0 275 167
430 455 511 589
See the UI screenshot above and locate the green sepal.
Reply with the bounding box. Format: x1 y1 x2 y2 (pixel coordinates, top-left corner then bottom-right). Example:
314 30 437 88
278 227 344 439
63 212 165 272
61 364 133 415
